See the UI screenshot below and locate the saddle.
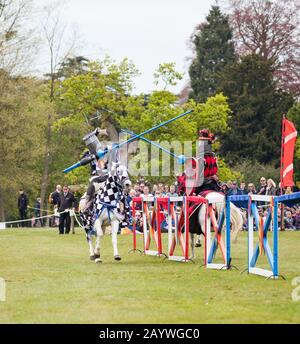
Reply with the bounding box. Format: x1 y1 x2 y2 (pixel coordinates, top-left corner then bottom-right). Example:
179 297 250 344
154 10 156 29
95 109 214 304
196 178 223 195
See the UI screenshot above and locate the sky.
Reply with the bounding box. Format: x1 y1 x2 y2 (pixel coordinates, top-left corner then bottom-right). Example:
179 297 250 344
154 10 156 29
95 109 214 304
37 0 218 94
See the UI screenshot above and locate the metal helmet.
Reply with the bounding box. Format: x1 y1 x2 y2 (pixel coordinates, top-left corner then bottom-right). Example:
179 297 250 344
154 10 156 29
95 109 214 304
199 129 215 155
82 128 103 155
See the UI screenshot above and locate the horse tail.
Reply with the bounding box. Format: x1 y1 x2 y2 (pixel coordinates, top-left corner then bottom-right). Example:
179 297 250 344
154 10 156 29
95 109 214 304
230 203 244 242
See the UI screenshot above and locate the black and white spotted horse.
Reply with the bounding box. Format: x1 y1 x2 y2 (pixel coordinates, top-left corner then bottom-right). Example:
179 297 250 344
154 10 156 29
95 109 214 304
79 162 131 263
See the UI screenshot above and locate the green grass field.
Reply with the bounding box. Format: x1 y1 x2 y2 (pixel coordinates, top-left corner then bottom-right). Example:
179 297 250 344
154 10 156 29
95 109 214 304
0 228 300 324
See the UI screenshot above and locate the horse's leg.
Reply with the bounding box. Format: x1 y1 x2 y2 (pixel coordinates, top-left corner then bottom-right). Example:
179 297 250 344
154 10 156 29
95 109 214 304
80 207 96 260
195 234 202 247
86 230 96 260
94 218 102 263
190 233 195 259
231 225 239 244
230 204 242 244
231 221 238 244
196 205 205 247
111 219 121 261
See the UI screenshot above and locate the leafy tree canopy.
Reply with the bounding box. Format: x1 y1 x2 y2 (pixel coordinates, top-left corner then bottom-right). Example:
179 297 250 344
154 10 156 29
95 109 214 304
189 5 235 102
219 54 294 165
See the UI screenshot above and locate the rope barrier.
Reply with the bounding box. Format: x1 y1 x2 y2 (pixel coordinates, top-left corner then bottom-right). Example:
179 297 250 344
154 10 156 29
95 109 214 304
27 206 53 214
0 209 75 226
73 211 85 229
27 206 54 214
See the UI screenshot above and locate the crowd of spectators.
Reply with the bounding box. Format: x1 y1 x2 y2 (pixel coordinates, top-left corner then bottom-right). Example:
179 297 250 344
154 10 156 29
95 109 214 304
220 177 300 231
221 177 281 196
48 185 78 234
126 180 178 206
17 175 300 232
128 176 300 232
16 184 78 234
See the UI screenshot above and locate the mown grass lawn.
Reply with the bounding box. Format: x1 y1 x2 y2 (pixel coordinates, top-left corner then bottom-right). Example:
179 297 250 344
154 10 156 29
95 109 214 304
0 228 300 324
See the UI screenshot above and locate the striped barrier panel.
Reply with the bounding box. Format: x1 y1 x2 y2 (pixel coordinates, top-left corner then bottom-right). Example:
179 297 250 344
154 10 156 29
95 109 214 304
204 195 231 270
227 193 300 279
132 196 166 257
166 196 206 262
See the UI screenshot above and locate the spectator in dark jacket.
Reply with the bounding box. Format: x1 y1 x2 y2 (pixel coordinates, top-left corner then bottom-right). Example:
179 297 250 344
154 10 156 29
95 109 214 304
220 183 229 195
239 182 248 195
49 185 62 227
57 186 78 235
18 190 29 227
227 181 243 196
50 185 62 206
257 177 267 195
34 198 43 227
293 208 300 230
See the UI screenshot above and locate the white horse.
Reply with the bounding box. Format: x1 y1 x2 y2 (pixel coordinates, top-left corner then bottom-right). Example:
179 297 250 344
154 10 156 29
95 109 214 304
79 163 131 263
190 191 245 259
79 176 105 260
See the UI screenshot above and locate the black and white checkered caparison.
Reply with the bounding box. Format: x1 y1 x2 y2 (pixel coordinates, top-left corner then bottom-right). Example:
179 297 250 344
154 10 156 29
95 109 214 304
94 175 122 214
94 164 130 223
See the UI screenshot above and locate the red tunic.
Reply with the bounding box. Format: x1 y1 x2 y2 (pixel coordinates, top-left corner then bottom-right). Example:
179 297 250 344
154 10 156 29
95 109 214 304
177 155 218 195
204 154 218 177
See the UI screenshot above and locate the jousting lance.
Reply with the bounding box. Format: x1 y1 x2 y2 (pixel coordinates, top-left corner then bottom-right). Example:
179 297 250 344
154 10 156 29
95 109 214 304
63 109 193 173
120 129 186 165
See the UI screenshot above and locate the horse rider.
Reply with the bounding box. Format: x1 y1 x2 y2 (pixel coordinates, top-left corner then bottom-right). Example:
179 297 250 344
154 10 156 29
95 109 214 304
80 128 130 232
195 129 222 194
177 129 222 196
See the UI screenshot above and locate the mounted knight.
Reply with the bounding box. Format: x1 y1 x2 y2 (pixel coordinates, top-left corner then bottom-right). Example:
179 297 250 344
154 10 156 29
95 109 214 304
77 127 131 261
176 129 244 253
177 128 221 196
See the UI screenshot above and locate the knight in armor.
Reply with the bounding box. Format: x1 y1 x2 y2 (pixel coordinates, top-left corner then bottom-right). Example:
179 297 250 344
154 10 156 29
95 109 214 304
176 129 222 196
79 128 109 232
195 129 222 194
81 153 108 211
79 128 109 213
79 126 130 233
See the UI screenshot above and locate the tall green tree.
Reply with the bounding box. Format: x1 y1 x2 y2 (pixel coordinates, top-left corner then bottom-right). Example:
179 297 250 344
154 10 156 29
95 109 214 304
53 55 234 186
39 1 79 212
219 54 294 165
153 62 183 90
49 57 140 186
55 56 90 80
189 5 235 103
0 72 51 221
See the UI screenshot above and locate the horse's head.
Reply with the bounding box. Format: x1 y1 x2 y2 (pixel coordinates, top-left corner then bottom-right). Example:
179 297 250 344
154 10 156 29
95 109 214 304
111 162 131 189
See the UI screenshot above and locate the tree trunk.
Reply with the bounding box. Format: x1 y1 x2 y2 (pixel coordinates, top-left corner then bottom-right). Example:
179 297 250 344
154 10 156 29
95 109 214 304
0 191 5 222
40 113 52 217
40 74 55 221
